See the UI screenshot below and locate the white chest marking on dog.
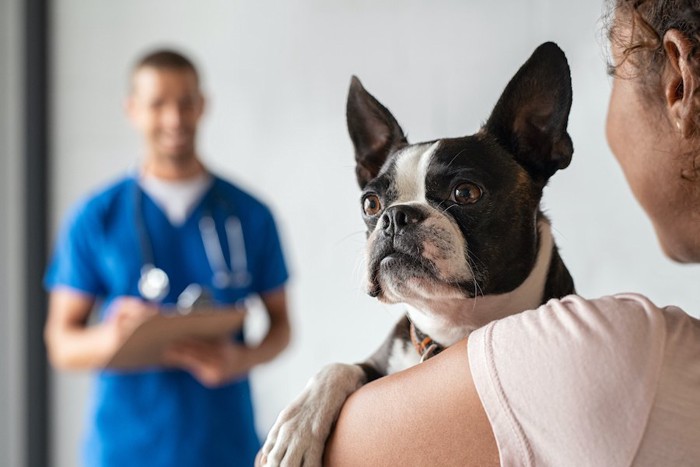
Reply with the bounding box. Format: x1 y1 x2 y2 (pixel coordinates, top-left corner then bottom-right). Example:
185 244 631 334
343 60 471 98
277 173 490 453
386 338 420 374
392 142 440 205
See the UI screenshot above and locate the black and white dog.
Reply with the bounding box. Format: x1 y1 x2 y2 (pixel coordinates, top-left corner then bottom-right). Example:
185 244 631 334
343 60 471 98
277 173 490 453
261 42 575 466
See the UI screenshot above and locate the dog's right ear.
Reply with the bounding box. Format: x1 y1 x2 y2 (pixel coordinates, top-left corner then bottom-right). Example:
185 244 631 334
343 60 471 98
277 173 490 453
347 76 408 189
485 42 573 184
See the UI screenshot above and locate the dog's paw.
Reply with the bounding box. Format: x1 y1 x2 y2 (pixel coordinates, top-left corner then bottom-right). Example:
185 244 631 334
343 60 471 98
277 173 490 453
260 363 366 467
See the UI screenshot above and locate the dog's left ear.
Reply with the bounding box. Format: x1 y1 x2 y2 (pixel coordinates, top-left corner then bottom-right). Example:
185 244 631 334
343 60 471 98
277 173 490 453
347 76 408 189
485 42 573 183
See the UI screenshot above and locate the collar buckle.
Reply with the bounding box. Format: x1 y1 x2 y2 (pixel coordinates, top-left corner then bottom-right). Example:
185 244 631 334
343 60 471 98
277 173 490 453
409 320 443 363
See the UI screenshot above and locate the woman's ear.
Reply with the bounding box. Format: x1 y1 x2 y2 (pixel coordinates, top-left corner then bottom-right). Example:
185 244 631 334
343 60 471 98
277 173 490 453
663 29 699 137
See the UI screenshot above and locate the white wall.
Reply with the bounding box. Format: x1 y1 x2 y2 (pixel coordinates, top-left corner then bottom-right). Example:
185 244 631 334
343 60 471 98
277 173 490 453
1 0 25 466
50 1 700 466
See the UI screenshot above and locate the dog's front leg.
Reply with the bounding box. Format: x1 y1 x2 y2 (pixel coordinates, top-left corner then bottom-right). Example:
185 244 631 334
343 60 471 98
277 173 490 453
260 318 410 467
260 362 366 466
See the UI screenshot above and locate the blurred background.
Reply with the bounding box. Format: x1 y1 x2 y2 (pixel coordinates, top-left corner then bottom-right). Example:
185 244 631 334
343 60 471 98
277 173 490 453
2 1 699 466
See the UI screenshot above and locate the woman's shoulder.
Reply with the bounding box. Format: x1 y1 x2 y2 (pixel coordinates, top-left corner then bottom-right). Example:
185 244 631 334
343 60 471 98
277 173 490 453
479 292 700 377
471 292 674 381
468 293 700 465
505 293 695 340
526 293 697 348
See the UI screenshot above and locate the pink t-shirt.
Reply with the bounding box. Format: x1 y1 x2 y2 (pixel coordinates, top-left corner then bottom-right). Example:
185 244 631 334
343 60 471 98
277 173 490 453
468 294 700 466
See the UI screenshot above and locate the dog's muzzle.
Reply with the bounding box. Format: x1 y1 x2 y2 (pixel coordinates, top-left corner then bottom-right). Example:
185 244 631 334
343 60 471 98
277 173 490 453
380 205 427 238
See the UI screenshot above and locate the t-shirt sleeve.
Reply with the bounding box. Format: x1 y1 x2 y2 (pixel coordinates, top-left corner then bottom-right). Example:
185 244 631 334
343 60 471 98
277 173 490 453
44 202 107 297
467 294 667 467
251 207 289 295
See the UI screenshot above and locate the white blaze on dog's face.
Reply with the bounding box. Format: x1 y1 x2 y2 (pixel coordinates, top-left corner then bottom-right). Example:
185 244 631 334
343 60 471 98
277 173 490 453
363 141 473 305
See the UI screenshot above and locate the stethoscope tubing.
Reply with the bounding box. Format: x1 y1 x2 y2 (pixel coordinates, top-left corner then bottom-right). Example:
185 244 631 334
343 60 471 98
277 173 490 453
134 180 251 302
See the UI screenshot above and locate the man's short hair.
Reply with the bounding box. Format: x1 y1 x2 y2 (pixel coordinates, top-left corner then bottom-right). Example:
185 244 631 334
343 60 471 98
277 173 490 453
131 49 200 85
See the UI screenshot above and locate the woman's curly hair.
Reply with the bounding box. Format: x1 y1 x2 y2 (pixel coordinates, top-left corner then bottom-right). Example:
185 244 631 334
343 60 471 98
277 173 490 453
607 0 700 178
607 0 700 92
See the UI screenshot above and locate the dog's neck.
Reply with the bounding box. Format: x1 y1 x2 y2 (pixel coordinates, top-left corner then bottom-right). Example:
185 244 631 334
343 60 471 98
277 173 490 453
406 220 554 346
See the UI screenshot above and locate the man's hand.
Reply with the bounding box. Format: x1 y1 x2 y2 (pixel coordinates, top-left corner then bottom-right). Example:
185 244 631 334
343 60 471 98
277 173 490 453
100 296 159 356
162 287 292 387
162 338 254 387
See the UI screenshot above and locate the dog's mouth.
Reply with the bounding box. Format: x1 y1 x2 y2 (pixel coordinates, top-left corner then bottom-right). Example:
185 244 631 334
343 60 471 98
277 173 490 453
368 250 442 298
364 211 478 301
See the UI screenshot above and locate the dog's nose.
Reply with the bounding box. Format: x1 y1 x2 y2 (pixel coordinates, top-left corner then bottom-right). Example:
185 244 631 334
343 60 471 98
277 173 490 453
381 205 426 237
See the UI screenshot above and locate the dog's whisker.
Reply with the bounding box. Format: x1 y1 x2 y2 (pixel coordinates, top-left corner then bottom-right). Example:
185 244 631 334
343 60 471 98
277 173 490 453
334 230 367 247
467 248 488 273
464 250 486 304
444 149 467 170
442 204 458 215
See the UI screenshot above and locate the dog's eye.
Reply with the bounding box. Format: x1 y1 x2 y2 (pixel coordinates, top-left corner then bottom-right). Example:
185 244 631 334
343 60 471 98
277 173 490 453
362 194 382 216
453 182 482 205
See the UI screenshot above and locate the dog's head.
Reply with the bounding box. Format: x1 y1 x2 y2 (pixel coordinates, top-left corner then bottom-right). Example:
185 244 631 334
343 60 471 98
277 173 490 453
347 42 573 325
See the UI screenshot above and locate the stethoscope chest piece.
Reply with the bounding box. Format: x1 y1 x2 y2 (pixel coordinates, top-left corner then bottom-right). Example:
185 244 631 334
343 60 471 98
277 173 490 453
138 264 170 302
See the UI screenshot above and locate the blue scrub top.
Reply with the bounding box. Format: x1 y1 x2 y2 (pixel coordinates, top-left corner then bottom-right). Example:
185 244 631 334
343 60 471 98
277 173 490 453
45 174 289 467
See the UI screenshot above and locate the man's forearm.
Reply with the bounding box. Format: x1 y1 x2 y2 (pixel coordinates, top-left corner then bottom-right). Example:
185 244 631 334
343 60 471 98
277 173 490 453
45 323 114 370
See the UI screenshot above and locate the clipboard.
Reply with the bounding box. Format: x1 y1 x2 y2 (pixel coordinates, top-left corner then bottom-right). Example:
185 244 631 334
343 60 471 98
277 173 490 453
105 308 246 370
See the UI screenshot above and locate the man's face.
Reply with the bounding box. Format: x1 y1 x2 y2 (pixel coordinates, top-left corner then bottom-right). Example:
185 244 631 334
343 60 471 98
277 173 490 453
127 67 204 162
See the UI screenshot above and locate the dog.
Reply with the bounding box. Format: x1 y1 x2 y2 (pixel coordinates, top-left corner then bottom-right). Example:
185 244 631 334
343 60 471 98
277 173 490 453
260 41 575 466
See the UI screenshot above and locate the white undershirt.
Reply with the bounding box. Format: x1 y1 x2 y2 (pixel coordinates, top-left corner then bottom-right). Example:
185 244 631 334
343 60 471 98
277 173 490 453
139 172 213 226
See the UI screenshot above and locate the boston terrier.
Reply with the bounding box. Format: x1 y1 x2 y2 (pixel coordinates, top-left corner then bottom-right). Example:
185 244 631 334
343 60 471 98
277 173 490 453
260 41 575 466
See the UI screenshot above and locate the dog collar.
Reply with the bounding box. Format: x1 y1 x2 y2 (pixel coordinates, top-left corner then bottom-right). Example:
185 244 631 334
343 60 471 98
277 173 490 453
409 321 444 362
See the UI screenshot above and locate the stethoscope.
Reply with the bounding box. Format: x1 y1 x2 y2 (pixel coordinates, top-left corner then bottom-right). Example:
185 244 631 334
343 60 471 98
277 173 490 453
135 182 252 303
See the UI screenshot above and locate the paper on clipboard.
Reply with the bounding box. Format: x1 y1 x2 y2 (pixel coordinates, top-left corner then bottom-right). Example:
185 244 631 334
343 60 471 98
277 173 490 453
105 309 246 370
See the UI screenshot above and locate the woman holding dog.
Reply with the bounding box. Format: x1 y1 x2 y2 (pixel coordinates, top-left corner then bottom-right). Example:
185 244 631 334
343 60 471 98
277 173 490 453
324 1 700 465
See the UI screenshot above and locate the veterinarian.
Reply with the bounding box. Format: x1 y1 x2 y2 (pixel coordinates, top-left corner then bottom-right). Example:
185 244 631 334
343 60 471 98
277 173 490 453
44 49 291 466
322 1 700 465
